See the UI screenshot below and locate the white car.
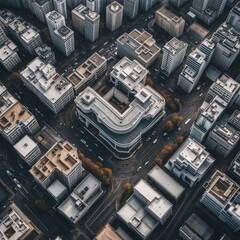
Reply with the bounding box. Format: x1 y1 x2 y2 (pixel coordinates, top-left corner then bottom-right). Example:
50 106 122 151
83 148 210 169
137 166 142 172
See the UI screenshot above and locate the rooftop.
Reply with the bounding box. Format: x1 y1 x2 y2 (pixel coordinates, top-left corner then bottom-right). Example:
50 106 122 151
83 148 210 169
0 41 18 62
30 141 81 181
206 171 240 208
58 174 103 224
72 4 99 20
117 29 160 64
148 165 185 200
107 1 123 13
156 8 184 24
14 135 39 157
20 58 73 104
163 37 188 55
47 179 67 199
95 224 123 240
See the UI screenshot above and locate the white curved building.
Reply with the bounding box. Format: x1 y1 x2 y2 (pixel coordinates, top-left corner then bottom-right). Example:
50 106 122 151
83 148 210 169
75 57 165 157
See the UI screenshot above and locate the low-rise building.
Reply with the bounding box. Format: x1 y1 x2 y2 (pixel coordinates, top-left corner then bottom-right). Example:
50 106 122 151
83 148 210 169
58 174 103 225
0 85 40 145
0 41 21 71
117 29 161 68
179 213 214 240
14 135 42 166
30 141 82 191
95 224 124 240
148 165 185 202
67 52 107 93
117 179 172 239
0 203 42 240
47 179 68 202
20 58 74 114
200 171 240 232
155 8 185 37
165 138 215 187
75 57 165 158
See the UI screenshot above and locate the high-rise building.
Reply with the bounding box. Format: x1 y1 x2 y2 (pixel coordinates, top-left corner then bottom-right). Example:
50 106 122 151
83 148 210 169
228 110 240 130
53 25 75 56
190 96 227 143
170 0 190 8
0 84 40 145
72 4 100 42
20 58 75 114
35 44 56 65
8 18 43 55
226 2 240 31
117 29 160 68
190 0 228 25
86 0 105 13
0 41 21 71
0 25 8 46
14 135 42 166
200 171 240 232
30 140 83 190
75 57 165 158
165 137 215 187
45 11 66 39
139 0 159 12
161 38 188 76
106 1 123 32
53 0 68 19
211 23 240 70
155 8 185 37
205 122 240 158
177 49 206 94
0 0 23 8
31 0 53 23
123 0 139 19
198 38 216 65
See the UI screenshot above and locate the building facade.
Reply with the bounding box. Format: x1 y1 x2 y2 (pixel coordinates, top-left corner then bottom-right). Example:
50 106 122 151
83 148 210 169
123 0 139 19
106 1 123 32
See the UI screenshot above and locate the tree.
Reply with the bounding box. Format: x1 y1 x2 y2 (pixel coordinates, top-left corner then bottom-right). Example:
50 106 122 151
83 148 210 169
10 72 20 80
78 152 85 160
172 115 183 127
123 183 133 192
102 168 112 178
155 156 164 166
164 120 174 133
34 199 48 212
146 76 154 87
176 136 184 145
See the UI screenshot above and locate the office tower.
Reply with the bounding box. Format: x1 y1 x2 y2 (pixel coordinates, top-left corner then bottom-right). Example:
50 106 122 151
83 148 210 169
0 25 8 45
0 0 23 8
0 84 40 145
198 39 215 65
35 44 56 65
53 0 68 19
226 2 240 31
165 137 215 187
139 0 159 12
190 96 227 143
22 0 33 9
20 58 75 114
155 8 185 37
53 25 75 56
229 110 240 130
205 121 240 158
14 135 42 166
58 174 103 224
87 0 107 13
31 0 53 23
170 0 190 8
72 5 100 42
67 53 107 93
123 0 139 19
117 179 172 239
211 23 240 70
200 171 240 232
75 57 165 158
66 0 83 9
106 1 123 32
30 141 83 191
117 29 160 68
161 38 188 76
45 11 66 39
0 41 21 71
177 49 206 94
190 0 228 25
